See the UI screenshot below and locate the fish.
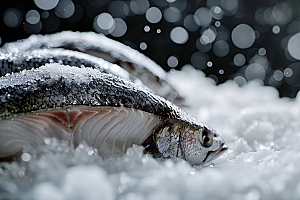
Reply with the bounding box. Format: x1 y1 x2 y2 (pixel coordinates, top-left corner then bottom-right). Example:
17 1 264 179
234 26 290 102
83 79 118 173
0 48 146 88
0 63 227 165
0 31 183 104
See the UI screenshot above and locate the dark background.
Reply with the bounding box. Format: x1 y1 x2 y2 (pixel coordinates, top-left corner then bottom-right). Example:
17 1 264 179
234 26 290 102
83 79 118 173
1 0 300 98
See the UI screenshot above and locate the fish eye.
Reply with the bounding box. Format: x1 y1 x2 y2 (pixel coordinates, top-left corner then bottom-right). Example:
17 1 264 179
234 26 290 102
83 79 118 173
200 128 213 148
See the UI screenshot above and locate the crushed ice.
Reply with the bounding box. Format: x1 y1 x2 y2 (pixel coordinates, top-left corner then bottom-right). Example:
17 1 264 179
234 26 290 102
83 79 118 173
1 65 300 199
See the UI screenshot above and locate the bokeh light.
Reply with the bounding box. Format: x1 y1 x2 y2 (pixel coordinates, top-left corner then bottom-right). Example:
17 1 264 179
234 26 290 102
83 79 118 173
3 8 22 28
273 70 283 81
213 40 229 57
167 56 179 68
93 13 114 34
2 0 300 98
140 42 147 50
34 0 59 10
54 0 75 19
164 7 181 23
245 63 266 81
234 53 246 66
108 1 129 19
232 24 255 49
288 33 300 60
191 52 209 70
26 10 40 25
234 76 247 86
170 27 189 44
200 26 217 45
285 63 300 87
130 0 149 15
184 15 199 32
110 18 127 37
196 37 212 52
146 7 162 24
194 7 212 27
144 25 150 32
272 25 280 34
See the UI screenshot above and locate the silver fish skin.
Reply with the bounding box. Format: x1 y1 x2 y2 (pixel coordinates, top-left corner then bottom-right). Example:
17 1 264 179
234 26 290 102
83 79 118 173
0 31 182 104
0 48 145 87
0 64 227 165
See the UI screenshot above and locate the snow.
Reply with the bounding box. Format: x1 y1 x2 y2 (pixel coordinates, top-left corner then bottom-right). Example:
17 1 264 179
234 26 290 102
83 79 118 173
1 65 300 199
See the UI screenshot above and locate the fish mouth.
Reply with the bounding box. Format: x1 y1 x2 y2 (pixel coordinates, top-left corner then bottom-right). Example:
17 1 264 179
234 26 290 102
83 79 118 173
203 143 228 163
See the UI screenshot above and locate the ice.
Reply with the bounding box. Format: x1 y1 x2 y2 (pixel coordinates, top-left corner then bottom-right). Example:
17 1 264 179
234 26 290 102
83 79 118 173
2 65 300 199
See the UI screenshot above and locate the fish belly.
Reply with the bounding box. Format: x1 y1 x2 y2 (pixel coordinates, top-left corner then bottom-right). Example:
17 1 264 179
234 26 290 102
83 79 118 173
0 106 160 159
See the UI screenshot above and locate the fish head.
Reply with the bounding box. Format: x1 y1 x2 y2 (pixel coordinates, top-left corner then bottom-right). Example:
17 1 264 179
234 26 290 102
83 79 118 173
155 120 227 165
181 125 227 165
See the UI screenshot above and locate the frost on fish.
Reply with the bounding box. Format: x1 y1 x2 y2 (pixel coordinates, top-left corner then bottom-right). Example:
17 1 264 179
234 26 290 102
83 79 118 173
0 49 145 88
0 63 226 165
0 31 182 104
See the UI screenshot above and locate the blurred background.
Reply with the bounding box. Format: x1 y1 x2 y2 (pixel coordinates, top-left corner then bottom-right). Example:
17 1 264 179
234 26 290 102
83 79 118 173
1 0 300 98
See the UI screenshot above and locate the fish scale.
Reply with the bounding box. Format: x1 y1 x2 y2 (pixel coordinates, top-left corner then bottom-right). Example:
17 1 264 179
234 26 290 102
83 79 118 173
0 64 175 121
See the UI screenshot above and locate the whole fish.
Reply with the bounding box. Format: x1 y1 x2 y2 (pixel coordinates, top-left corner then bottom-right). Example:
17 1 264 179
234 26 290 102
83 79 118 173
0 31 182 104
0 63 227 165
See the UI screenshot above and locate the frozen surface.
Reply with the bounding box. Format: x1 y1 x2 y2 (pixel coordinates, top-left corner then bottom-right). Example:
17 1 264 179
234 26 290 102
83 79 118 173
2 65 300 199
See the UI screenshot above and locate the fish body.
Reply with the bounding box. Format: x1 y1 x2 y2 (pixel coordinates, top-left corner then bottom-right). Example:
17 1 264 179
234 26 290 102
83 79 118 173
0 63 227 165
0 31 182 104
0 48 145 88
